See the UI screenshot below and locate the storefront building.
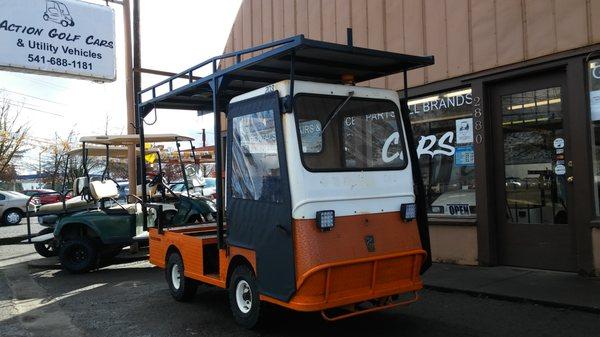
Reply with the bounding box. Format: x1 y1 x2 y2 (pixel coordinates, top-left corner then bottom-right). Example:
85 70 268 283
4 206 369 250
222 0 600 275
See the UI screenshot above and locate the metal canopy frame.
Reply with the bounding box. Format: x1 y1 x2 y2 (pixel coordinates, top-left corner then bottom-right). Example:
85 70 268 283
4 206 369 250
136 34 435 258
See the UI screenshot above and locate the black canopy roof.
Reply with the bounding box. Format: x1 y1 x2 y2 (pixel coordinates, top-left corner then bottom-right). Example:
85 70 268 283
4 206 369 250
138 34 434 116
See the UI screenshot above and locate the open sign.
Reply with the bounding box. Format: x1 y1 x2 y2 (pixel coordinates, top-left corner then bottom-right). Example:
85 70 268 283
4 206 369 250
448 204 470 215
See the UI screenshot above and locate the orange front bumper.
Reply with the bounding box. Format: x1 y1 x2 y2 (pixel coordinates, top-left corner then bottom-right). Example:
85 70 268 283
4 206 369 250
262 249 426 313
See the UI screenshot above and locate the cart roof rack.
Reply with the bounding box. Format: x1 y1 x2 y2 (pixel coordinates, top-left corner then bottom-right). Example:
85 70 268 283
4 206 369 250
138 34 434 115
80 134 194 145
66 145 160 158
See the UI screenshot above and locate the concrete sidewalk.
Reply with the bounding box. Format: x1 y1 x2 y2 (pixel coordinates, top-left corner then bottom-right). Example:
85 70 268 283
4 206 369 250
422 263 600 313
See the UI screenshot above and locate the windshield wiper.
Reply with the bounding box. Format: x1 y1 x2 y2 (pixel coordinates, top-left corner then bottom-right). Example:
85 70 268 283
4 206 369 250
321 91 354 134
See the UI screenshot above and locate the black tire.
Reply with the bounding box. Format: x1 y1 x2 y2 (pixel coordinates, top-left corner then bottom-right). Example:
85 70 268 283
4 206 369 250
61 20 69 27
34 228 57 258
2 209 22 226
43 14 49 21
166 252 198 301
228 264 261 329
59 237 98 273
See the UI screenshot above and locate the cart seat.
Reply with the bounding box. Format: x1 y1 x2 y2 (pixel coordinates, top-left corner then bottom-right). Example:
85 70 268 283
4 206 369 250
72 176 89 196
90 180 157 234
89 180 120 200
37 195 94 214
136 183 158 198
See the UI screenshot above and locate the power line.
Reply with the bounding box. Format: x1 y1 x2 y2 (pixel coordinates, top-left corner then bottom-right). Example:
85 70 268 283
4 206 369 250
3 97 65 117
6 99 61 113
20 105 64 117
1 89 67 106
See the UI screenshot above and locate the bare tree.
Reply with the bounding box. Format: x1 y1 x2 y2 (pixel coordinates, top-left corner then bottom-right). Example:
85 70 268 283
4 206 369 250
38 130 77 191
0 95 29 181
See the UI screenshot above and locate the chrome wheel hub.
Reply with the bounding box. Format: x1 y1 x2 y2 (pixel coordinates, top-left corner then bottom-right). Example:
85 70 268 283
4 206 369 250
235 280 252 314
171 264 181 290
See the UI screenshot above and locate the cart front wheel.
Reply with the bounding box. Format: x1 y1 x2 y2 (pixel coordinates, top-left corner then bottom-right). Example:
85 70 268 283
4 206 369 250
228 264 261 329
166 251 197 301
59 238 97 273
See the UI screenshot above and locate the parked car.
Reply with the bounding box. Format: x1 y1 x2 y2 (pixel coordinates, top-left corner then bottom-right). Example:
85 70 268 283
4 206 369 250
23 189 71 205
202 177 216 198
114 180 129 202
0 191 37 226
169 177 216 199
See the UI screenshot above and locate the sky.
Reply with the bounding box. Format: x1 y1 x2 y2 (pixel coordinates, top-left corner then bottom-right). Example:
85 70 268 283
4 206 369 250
1 0 242 174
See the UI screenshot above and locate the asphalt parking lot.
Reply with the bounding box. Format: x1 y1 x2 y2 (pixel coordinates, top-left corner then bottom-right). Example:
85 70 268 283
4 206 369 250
0 218 44 244
1 237 599 337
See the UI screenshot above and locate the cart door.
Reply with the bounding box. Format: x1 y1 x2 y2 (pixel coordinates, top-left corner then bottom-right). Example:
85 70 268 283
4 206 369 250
226 92 295 301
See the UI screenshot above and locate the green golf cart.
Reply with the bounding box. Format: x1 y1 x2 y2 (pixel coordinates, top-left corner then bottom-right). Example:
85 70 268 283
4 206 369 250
49 134 216 273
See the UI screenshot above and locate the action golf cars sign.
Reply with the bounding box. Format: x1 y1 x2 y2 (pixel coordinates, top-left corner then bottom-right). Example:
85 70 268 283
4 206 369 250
0 0 115 82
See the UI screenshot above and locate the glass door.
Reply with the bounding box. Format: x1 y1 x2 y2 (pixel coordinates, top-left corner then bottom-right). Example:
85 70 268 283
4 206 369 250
491 71 577 271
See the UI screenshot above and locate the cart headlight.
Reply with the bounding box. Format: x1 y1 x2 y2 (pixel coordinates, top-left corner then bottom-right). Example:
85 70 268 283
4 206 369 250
316 210 335 231
430 205 444 214
401 203 417 222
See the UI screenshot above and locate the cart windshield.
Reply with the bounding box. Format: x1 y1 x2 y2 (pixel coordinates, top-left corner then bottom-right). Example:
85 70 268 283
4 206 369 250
294 94 407 171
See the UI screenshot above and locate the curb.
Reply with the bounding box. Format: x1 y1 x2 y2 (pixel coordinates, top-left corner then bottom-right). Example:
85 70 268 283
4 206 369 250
424 284 600 314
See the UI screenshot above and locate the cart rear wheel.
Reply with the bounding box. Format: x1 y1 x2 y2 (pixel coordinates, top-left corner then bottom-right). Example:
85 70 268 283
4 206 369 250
166 251 197 301
34 228 57 257
228 264 261 329
59 238 97 273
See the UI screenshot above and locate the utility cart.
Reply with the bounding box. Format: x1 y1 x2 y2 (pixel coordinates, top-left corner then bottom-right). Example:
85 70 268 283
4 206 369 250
26 145 148 257
77 134 217 227
138 34 433 328
36 134 217 273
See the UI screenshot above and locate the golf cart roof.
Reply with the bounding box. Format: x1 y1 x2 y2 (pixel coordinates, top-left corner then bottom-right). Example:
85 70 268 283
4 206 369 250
66 145 160 158
138 34 434 115
80 134 194 145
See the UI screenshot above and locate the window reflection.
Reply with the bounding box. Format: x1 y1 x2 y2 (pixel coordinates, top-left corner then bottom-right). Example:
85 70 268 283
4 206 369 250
409 88 476 217
588 60 600 216
501 87 567 224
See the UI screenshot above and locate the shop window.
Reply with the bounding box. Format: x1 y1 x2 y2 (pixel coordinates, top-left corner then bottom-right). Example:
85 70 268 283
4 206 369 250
230 110 282 203
409 88 475 217
588 60 600 216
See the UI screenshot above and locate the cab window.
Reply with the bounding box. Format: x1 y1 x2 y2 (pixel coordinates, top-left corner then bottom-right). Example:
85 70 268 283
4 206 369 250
294 94 407 171
230 110 282 203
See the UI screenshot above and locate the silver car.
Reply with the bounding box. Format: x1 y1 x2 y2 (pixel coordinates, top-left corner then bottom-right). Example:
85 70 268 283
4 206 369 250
0 191 37 226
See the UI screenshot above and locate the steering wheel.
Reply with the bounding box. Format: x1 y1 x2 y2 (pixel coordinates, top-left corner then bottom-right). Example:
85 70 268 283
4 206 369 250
148 172 165 187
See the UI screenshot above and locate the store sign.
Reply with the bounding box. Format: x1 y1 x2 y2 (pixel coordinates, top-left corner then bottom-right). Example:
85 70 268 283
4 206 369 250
409 91 472 115
417 131 455 158
0 0 116 82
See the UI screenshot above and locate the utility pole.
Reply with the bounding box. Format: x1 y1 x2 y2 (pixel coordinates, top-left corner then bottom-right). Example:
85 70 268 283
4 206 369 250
133 0 141 96
122 0 137 196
